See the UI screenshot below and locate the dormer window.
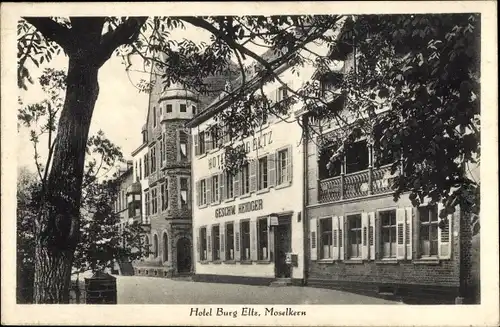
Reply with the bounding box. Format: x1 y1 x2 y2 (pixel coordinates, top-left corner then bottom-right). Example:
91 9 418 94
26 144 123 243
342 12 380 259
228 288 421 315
192 105 197 115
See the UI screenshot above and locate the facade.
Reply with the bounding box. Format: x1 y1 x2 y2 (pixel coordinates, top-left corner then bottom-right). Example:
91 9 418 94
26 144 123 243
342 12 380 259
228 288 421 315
301 42 470 304
112 162 141 275
186 36 336 285
132 54 237 278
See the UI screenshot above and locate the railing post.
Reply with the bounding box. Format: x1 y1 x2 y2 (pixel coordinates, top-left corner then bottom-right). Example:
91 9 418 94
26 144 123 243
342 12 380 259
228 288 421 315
368 166 373 195
340 155 346 200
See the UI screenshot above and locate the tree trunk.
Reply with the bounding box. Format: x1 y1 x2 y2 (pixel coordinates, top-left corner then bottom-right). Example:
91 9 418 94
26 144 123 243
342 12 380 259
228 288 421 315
33 54 100 304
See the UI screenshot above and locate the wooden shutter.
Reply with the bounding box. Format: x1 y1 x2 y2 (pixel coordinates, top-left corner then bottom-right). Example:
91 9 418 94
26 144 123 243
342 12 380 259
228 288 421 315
332 216 339 260
220 224 225 261
437 203 452 259
234 221 241 261
310 217 318 261
368 212 376 260
250 219 257 261
196 232 200 262
361 212 369 260
187 133 192 160
220 172 225 201
233 171 240 197
268 153 276 187
195 181 200 207
287 145 293 183
339 216 345 260
396 208 406 260
207 226 212 261
249 159 257 192
405 207 413 260
206 177 212 205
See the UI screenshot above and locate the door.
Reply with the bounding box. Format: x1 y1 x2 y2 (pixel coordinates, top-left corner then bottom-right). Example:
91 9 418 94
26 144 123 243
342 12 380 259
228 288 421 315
176 237 192 273
274 223 292 278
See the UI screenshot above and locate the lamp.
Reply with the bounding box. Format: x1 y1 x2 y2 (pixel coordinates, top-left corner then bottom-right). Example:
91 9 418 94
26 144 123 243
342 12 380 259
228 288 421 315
268 213 279 230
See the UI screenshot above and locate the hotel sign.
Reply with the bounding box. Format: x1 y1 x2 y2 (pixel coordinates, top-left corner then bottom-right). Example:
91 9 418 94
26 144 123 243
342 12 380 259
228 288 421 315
214 199 264 218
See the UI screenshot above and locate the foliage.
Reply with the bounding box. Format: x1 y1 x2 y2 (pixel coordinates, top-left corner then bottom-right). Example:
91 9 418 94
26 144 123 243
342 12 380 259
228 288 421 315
17 70 147 295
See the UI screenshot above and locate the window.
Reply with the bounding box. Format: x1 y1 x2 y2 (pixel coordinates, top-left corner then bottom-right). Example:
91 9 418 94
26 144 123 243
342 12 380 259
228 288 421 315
212 225 220 261
128 198 140 218
200 179 207 206
225 223 234 260
320 218 333 259
258 157 268 190
318 145 342 179
345 140 369 174
161 182 168 211
277 148 290 185
226 172 234 198
142 130 147 144
257 218 268 260
144 154 149 177
192 105 197 114
200 227 207 261
180 177 188 208
179 131 188 161
211 175 219 203
153 107 157 127
347 214 362 259
139 159 142 180
240 221 251 261
159 136 165 164
150 146 157 173
145 191 150 216
151 188 158 214
199 132 206 154
380 210 397 258
241 163 250 194
180 104 187 112
278 85 288 101
163 233 168 262
166 104 172 113
419 205 438 257
210 126 221 149
153 234 159 258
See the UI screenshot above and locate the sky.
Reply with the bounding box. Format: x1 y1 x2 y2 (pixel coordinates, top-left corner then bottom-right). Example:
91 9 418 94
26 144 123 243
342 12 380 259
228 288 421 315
16 21 271 177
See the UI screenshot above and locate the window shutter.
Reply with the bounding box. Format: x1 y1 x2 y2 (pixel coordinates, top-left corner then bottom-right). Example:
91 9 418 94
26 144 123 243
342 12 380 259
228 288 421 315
249 159 257 192
405 207 413 260
234 221 240 261
220 224 225 261
207 227 212 261
250 219 257 261
368 212 376 260
233 171 240 197
196 233 200 262
195 181 200 207
361 212 369 260
206 177 212 205
187 133 192 160
205 131 211 152
309 217 318 261
339 216 345 260
437 203 452 259
332 216 339 260
396 208 406 260
268 153 276 187
220 172 225 201
194 133 199 156
287 146 293 183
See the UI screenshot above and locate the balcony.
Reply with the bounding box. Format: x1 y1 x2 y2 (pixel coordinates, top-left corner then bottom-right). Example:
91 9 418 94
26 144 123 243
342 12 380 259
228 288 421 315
318 164 397 203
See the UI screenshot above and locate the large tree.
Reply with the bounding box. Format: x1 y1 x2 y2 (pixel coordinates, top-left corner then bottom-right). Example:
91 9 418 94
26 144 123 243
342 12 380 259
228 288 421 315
17 14 479 303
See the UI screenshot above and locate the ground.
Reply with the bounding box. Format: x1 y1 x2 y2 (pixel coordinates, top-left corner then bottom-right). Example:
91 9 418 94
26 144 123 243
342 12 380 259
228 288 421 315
113 276 400 304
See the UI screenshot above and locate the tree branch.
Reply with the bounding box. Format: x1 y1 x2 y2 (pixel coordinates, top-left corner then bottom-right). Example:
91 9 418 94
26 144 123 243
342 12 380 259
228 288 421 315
22 17 72 52
95 17 148 68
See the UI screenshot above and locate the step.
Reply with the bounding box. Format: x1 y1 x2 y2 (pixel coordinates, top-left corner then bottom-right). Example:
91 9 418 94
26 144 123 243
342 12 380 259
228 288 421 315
269 278 292 287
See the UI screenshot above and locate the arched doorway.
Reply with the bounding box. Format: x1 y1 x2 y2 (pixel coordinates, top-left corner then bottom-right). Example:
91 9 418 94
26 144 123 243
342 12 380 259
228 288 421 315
176 237 192 273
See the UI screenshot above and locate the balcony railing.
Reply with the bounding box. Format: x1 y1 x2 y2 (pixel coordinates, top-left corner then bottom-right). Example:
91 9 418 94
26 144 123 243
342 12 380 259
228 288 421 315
318 164 397 203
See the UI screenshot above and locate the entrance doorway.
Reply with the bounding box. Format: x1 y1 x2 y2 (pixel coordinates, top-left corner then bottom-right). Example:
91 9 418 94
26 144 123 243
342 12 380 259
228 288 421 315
274 217 292 278
176 237 192 273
